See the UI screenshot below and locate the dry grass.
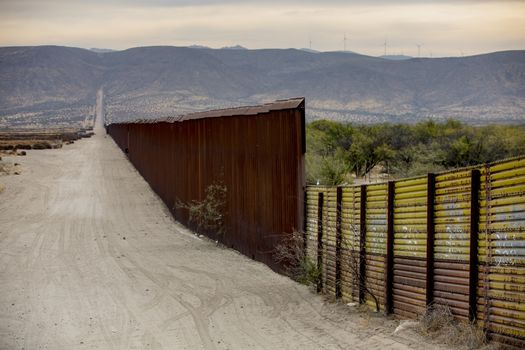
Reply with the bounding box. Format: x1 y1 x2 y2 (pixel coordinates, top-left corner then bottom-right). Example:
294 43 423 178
0 139 62 150
0 161 21 176
0 162 8 175
418 304 487 349
273 230 321 286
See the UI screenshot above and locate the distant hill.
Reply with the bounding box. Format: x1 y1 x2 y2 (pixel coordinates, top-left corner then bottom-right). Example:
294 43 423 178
221 45 248 50
380 55 413 60
89 48 117 53
0 45 524 127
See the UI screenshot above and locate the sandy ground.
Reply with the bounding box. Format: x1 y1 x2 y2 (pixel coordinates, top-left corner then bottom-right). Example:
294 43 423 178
0 94 449 350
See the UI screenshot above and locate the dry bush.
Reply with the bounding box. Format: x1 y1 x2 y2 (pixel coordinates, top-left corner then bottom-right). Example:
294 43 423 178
175 182 227 240
0 162 11 175
32 141 52 150
343 223 381 312
418 304 487 349
273 230 321 286
15 144 32 150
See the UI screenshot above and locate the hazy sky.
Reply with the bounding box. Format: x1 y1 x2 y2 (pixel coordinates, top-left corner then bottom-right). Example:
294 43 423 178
1 0 524 57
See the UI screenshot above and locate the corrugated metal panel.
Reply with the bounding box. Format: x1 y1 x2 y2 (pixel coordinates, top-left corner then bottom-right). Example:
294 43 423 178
305 188 322 269
304 155 525 347
107 101 305 272
365 183 387 310
478 157 525 343
392 176 428 318
433 169 472 321
322 188 338 297
340 186 361 302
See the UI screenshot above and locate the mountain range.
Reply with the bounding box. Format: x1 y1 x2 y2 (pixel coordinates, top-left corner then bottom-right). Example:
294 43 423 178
0 45 524 127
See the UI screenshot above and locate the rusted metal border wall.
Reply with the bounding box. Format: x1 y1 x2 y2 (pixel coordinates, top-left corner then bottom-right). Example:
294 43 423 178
307 155 525 347
107 99 306 271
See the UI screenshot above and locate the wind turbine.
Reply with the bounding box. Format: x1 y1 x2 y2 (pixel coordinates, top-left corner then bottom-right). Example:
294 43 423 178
416 43 423 57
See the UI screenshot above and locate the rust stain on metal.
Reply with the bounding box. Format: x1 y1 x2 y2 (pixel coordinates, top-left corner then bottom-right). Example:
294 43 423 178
306 155 525 345
108 98 306 271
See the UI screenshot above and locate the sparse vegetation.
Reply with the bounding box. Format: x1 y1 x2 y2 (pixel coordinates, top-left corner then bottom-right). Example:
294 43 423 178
31 141 53 150
307 119 525 185
0 129 90 152
175 182 227 241
418 304 487 349
273 230 321 286
0 161 19 176
347 243 380 312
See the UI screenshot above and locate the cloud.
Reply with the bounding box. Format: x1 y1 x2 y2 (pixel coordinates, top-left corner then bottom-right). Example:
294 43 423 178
0 0 523 56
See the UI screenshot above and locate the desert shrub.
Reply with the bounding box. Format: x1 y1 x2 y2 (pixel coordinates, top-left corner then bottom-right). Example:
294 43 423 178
418 304 486 349
32 142 52 150
175 182 227 240
273 230 321 286
15 144 31 150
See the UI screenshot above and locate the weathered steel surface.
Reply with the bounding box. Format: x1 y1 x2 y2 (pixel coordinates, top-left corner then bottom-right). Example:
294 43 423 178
322 188 338 296
317 192 324 293
432 169 472 320
393 175 428 318
478 157 525 341
365 183 388 310
385 181 395 314
340 186 361 302
107 98 306 271
305 155 525 346
469 170 480 321
336 187 343 298
306 188 323 271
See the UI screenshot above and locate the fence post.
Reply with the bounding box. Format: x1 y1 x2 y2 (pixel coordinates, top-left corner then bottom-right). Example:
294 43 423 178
317 192 324 293
303 190 307 254
336 186 343 299
359 185 367 303
426 173 436 307
385 180 395 314
469 169 480 321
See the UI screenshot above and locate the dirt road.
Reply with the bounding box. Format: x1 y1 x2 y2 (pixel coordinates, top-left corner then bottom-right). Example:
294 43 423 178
95 88 105 131
0 106 444 349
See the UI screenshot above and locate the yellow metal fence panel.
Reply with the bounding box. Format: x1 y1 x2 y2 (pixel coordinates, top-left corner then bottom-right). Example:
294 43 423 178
340 186 361 302
365 183 387 310
305 188 322 269
393 176 428 318
478 157 525 344
322 188 338 297
433 169 472 321
305 155 525 346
